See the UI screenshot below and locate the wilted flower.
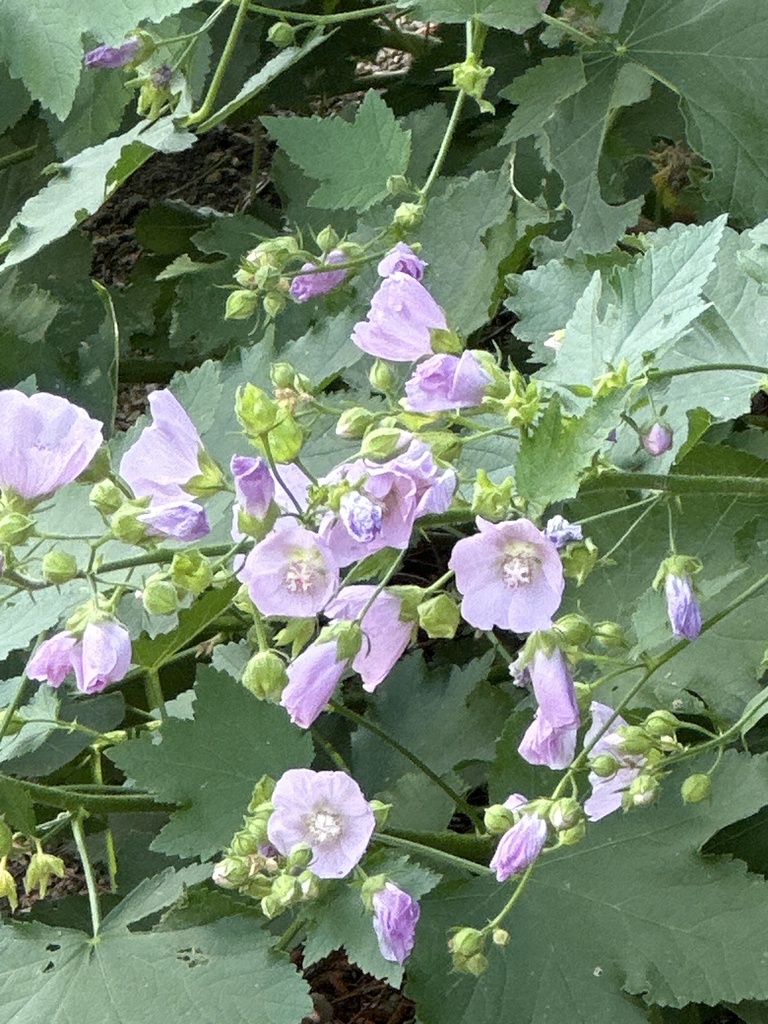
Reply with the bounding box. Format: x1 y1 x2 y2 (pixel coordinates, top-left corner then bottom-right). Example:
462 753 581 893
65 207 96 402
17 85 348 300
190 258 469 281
352 272 447 361
403 351 490 413
0 390 103 501
664 574 701 640
377 243 426 281
138 499 210 541
27 621 131 695
518 646 579 770
280 639 347 728
289 250 347 302
641 422 673 457
544 515 583 550
84 37 142 69
372 882 420 963
449 518 564 632
584 702 645 821
326 586 413 691
237 521 339 617
267 769 375 878
231 455 275 518
490 796 547 882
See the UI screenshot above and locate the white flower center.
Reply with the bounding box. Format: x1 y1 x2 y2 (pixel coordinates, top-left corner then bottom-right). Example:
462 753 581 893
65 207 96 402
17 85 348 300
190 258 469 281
284 551 321 594
501 542 539 590
304 808 343 845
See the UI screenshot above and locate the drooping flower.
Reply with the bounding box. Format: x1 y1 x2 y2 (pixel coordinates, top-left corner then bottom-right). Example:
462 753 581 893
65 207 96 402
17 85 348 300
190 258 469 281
490 798 548 882
138 500 210 541
267 769 375 878
119 390 206 504
351 272 447 361
584 702 645 821
403 351 490 413
84 37 142 69
449 518 564 633
664 574 701 640
231 455 275 518
0 391 103 501
289 250 347 302
372 882 421 963
26 632 79 687
237 521 339 617
544 515 583 550
27 621 131 695
280 639 347 728
518 646 579 770
641 422 673 457
377 243 426 281
326 586 413 691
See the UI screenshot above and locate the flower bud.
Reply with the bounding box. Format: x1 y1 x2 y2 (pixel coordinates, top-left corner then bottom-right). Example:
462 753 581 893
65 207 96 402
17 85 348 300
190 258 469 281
561 538 599 586
641 422 673 457
297 869 321 901
142 578 178 616
644 710 680 738
589 753 620 778
0 819 12 859
24 848 66 898
41 550 79 585
185 449 225 498
266 414 304 463
270 362 296 389
316 226 340 252
0 510 34 546
553 613 593 647
225 289 260 320
267 21 296 47
212 856 250 889
393 202 423 230
593 620 628 649
336 407 377 439
109 503 150 545
548 798 583 832
286 842 313 872
242 651 288 702
491 927 510 947
484 803 516 835
269 874 302 911
449 54 495 113
417 593 460 639
89 478 123 515
359 428 412 461
170 550 213 595
369 358 398 394
625 774 659 809
231 829 263 857
429 327 463 355
614 725 655 756
263 291 287 319
471 469 512 521
0 860 18 911
360 872 388 911
557 820 586 845
369 799 391 830
448 926 485 958
681 773 711 804
236 383 280 438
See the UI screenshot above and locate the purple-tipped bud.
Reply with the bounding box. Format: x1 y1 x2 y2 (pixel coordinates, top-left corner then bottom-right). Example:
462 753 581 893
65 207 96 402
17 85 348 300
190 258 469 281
641 422 673 457
377 243 426 281
544 515 583 550
84 37 143 70
289 250 347 302
231 455 275 518
664 574 701 640
490 810 547 881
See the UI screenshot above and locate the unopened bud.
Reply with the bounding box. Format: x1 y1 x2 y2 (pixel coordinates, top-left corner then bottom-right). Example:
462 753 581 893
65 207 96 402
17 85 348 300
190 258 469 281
681 773 711 804
0 510 34 546
185 449 225 498
336 407 377 439
393 202 423 230
110 503 150 545
448 926 485 958
270 362 296 389
626 774 659 808
212 856 250 888
553 614 593 647
263 291 287 319
548 798 582 832
236 383 280 437
231 829 262 857
484 804 516 835
558 820 586 845
644 710 680 738
615 725 654 756
266 414 304 462
316 226 340 252
142 578 178 616
593 620 628 648
242 651 288 702
41 550 78 585
267 21 296 47
297 869 321 901
590 753 620 778
369 358 398 394
286 843 313 871
641 422 673 457
225 289 260 320
417 593 459 639
170 550 213 594
491 927 510 947
89 478 123 515
359 428 412 461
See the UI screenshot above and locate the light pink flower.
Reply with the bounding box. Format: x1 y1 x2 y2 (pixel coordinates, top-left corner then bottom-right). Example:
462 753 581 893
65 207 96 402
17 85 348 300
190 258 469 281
26 632 79 687
584 702 645 821
280 639 347 728
518 647 579 770
449 518 564 632
403 351 490 413
27 622 131 694
289 250 347 302
490 799 547 882
326 586 413 691
377 243 426 281
120 390 203 503
351 272 447 362
372 882 420 963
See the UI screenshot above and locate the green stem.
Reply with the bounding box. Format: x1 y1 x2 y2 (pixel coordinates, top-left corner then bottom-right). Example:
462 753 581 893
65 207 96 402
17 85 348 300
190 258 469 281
0 773 175 815
91 749 118 892
578 495 659 526
0 145 37 172
580 472 768 497
419 89 466 199
0 675 29 745
185 0 252 126
274 914 306 952
375 832 492 875
485 861 536 932
144 668 167 720
245 1 396 23
329 701 484 829
647 363 768 381
539 12 599 46
71 813 102 939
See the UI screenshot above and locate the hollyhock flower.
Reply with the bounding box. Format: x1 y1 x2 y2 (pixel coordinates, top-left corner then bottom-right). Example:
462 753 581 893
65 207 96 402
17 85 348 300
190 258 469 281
449 518 564 633
377 243 426 281
84 37 142 69
490 804 548 882
280 639 347 728
26 632 79 687
584 702 645 821
289 250 347 302
372 882 420 963
518 647 580 769
120 390 205 504
352 272 447 362
0 391 103 501
326 586 413 691
237 521 339 617
390 439 456 518
403 351 490 413
27 622 131 694
231 455 275 518
641 422 673 457
665 574 701 640
544 515 583 550
139 500 210 541
267 769 375 878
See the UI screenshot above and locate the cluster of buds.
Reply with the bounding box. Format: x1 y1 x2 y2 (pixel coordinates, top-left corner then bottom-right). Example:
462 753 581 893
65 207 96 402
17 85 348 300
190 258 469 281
0 823 67 912
235 382 305 463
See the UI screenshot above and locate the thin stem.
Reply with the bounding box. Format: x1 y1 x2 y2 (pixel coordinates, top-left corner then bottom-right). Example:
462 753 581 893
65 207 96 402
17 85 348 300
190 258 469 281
274 914 306 952
71 813 102 939
144 668 167 721
374 832 493 875
598 495 662 564
0 145 37 172
647 363 768 381
185 0 252 126
244 1 396 23
539 12 599 46
485 862 536 931
329 701 484 828
91 749 118 892
0 676 28 746
580 472 768 497
261 435 303 515
577 495 658 526
419 89 466 199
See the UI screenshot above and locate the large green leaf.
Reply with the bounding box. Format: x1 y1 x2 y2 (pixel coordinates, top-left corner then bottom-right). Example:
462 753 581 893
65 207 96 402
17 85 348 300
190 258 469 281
407 752 768 1024
399 0 544 31
0 580 88 662
108 666 312 859
261 91 411 211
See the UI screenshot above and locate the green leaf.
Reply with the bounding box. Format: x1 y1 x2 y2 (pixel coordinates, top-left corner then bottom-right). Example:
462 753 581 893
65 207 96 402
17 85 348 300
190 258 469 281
133 582 239 671
399 0 544 31
500 55 585 144
44 63 131 161
408 752 768 1023
101 864 211 931
0 66 31 135
0 581 86 662
0 269 60 348
108 666 312 859
261 91 411 211
0 778 35 833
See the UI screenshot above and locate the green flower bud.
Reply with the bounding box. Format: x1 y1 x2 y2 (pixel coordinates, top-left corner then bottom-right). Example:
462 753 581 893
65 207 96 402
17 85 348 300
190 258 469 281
270 362 296 389
225 288 261 320
359 428 412 461
369 358 398 393
593 620 628 649
681 773 711 804
286 842 313 871
0 860 18 911
448 926 486 958
142 578 178 616
417 593 460 639
360 873 388 911
247 775 276 812
615 725 654 756
0 510 34 546
266 414 304 463
297 869 321 901
644 710 680 738
0 819 13 859
171 550 213 595
590 753 620 778
267 20 296 47
316 226 340 252
558 820 586 846
212 856 251 888
236 383 280 438
484 804 516 835
471 469 512 521
263 291 287 319
24 848 65 898
454 951 488 976
491 927 510 947
89 479 123 515
242 651 288 702
41 549 79 585
449 54 495 113
185 449 225 498
430 327 463 355
386 174 411 196
253 264 283 291
553 613 593 647
336 407 377 439
369 799 391 831
561 538 599 586
230 829 262 857
549 798 583 832
109 503 150 545
393 202 423 230
625 774 659 809
270 874 302 910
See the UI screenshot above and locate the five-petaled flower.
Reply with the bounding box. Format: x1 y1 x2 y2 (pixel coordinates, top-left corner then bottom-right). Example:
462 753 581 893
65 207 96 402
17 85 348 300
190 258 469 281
351 272 447 362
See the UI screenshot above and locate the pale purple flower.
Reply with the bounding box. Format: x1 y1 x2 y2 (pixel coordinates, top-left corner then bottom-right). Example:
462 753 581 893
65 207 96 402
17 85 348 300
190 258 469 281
84 37 142 69
642 422 673 457
351 272 447 362
273 463 311 514
339 492 383 544
0 391 103 501
377 243 426 281
449 518 564 633
390 439 456 518
584 702 645 821
518 647 580 769
120 390 203 504
237 520 339 617
289 250 347 302
280 639 347 728
544 515 582 550
139 500 210 541
372 882 420 963
518 712 579 771
490 804 547 882
665 574 701 640
326 586 412 691
231 455 275 518
403 352 490 413
267 769 375 878
27 632 79 688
